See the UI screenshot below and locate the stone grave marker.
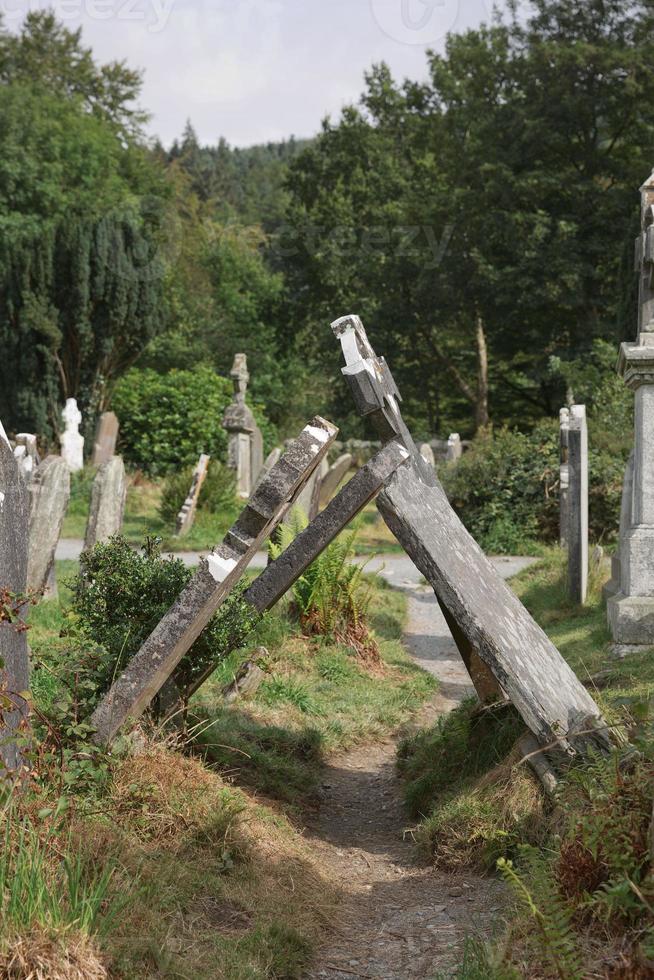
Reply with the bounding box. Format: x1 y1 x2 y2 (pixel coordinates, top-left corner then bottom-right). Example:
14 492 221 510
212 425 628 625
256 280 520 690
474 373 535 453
446 433 462 462
84 456 127 550
14 434 39 484
92 412 119 467
559 408 570 547
319 453 353 507
567 405 588 605
290 456 329 522
607 169 654 645
60 398 84 472
419 443 436 469
223 354 264 498
333 314 609 757
175 454 210 537
27 456 71 596
90 417 338 745
0 428 30 773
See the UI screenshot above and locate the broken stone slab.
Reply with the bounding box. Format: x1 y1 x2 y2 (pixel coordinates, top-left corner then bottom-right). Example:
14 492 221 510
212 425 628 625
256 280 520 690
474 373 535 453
0 431 30 774
377 460 608 756
175 454 210 537
90 417 338 745
222 652 267 704
319 453 354 507
92 412 119 467
162 440 411 708
27 456 71 595
84 456 127 550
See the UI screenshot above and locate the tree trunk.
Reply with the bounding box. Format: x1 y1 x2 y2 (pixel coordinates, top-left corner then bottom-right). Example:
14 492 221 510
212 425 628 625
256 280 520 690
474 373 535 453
475 313 490 431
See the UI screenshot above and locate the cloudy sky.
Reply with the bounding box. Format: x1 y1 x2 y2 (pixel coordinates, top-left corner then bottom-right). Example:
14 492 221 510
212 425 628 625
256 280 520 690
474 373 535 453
5 0 500 147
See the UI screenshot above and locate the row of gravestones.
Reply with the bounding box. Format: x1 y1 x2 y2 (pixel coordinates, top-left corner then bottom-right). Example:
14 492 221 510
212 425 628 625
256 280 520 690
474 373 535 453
329 433 465 466
558 169 654 652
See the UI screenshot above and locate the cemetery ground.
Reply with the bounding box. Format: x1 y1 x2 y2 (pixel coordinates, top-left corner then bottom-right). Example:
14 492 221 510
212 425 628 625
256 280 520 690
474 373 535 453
7 537 654 978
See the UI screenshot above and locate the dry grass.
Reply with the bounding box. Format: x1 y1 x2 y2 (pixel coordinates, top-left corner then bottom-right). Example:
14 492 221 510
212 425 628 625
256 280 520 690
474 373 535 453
0 928 107 980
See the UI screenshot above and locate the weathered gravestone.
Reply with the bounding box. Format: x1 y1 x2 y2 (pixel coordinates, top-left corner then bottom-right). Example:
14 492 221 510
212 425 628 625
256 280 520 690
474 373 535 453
84 457 127 551
291 456 329 521
14 434 39 484
92 412 119 467
27 456 71 596
419 443 436 469
90 417 338 745
567 406 588 605
319 453 353 508
175 454 210 537
446 433 462 462
559 408 570 547
59 398 84 472
223 354 264 498
0 429 30 774
607 170 654 646
333 314 609 757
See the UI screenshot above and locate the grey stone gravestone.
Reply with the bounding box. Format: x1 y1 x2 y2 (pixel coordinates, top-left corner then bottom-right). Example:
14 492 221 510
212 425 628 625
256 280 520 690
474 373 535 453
223 354 264 498
175 453 210 537
333 314 608 757
319 453 353 507
419 443 436 469
84 456 127 550
290 456 329 522
27 456 71 596
559 408 570 547
92 412 119 467
0 429 30 773
91 417 338 745
446 433 462 462
608 170 654 645
567 406 588 605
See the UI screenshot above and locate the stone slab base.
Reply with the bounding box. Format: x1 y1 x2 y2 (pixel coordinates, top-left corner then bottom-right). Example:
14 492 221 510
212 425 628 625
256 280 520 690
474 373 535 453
607 592 654 646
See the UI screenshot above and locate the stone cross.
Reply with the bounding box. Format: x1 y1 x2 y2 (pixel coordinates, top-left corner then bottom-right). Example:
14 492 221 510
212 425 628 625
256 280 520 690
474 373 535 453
559 408 570 547
175 454 210 537
0 430 30 774
566 406 588 604
27 456 71 596
90 417 338 745
223 354 264 498
608 170 654 645
60 398 84 472
333 315 609 758
92 412 119 467
84 456 127 550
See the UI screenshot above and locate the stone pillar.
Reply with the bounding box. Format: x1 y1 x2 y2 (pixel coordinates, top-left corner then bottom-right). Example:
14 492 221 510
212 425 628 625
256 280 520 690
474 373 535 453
608 170 654 645
223 354 264 499
567 406 588 604
559 408 570 547
59 398 84 472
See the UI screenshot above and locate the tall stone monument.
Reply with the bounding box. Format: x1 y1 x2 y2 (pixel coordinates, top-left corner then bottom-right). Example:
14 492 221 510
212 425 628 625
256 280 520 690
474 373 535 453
60 398 84 472
0 426 30 773
223 354 264 498
608 171 654 645
84 457 127 550
567 406 588 605
92 412 119 467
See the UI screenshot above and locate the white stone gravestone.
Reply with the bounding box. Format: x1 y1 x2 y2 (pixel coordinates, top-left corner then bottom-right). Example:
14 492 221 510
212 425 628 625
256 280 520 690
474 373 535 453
60 398 84 472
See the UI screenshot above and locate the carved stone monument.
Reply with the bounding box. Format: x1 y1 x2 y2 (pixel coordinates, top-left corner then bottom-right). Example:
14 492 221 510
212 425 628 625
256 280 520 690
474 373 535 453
92 412 119 467
567 406 588 605
0 427 30 773
84 456 127 550
60 398 84 472
223 354 264 498
175 454 210 537
608 170 654 645
333 314 608 757
27 456 71 596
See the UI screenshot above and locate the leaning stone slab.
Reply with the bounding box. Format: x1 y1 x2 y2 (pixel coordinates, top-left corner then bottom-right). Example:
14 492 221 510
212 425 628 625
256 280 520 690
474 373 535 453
92 412 119 467
84 456 127 550
333 314 608 758
90 417 338 745
319 453 353 507
27 456 71 595
0 430 30 773
175 454 210 537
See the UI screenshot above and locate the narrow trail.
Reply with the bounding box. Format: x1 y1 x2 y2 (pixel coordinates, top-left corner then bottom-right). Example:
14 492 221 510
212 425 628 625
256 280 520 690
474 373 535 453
304 555 536 980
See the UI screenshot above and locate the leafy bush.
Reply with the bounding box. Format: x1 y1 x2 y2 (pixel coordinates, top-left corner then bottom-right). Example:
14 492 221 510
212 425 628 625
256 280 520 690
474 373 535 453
69 536 261 711
112 366 233 476
158 459 236 527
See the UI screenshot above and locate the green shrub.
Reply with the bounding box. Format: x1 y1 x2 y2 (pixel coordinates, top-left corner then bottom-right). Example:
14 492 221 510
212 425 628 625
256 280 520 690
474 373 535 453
158 460 236 526
68 536 261 711
112 366 233 476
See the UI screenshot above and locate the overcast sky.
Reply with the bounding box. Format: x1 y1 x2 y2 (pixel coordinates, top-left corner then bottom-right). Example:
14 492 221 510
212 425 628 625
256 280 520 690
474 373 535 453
6 0 501 147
